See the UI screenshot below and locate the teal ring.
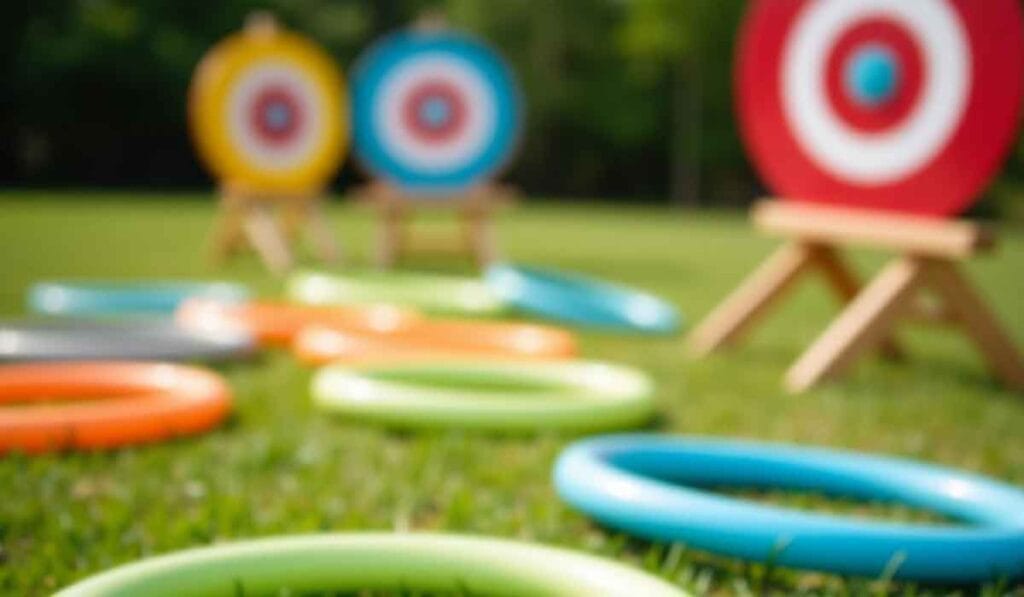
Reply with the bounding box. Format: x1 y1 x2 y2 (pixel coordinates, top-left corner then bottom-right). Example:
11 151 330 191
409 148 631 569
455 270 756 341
554 434 1024 582
485 264 680 334
28 280 249 317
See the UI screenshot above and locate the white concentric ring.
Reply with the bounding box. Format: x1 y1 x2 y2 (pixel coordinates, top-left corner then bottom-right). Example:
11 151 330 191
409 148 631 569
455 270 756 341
374 54 497 173
227 62 324 170
782 0 971 186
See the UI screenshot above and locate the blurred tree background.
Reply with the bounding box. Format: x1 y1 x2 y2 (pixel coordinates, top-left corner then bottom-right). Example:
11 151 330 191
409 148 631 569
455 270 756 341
1 0 1022 213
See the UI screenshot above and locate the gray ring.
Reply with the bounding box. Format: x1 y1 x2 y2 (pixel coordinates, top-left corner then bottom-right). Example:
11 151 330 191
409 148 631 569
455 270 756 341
0 320 255 363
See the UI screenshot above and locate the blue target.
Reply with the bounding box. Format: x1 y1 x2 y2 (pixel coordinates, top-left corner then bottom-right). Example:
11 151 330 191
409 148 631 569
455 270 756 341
352 30 522 194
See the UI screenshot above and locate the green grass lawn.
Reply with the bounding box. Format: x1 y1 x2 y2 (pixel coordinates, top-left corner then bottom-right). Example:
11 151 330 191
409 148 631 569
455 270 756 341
1 191 1023 595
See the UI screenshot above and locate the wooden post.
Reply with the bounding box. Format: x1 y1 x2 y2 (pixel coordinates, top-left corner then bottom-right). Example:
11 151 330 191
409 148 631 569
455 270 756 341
806 245 904 360
688 201 1024 393
688 242 815 355
241 200 293 275
281 196 341 263
785 257 924 392
922 261 1024 389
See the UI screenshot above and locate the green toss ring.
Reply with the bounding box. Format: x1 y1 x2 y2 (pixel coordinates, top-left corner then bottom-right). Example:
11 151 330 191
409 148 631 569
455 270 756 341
55 533 688 596
312 359 655 432
288 270 506 317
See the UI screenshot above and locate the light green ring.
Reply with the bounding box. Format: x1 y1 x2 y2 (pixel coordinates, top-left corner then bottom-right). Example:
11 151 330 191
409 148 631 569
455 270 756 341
312 360 655 432
288 270 506 317
55 533 688 596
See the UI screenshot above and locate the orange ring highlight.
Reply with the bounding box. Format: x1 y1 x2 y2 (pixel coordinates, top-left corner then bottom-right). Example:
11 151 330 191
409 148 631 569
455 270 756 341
293 319 577 365
0 362 231 454
176 299 419 347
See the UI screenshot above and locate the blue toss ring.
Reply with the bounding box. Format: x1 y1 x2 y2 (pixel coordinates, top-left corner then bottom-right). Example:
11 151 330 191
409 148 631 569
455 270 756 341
484 264 680 334
352 29 522 194
28 280 249 317
553 434 1024 582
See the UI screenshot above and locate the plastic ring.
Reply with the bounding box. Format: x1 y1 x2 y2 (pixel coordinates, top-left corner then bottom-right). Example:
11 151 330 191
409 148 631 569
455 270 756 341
0 361 231 454
176 299 419 347
54 533 687 596
312 360 654 432
288 270 506 316
293 318 576 365
484 264 680 334
553 434 1024 582
0 321 254 363
29 280 249 317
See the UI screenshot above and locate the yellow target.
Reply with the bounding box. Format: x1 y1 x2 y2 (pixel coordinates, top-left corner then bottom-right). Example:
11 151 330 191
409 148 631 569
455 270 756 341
189 23 348 193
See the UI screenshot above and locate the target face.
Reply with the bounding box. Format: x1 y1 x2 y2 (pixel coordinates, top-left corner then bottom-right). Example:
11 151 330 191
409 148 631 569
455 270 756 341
737 0 1024 216
352 30 522 194
190 30 348 193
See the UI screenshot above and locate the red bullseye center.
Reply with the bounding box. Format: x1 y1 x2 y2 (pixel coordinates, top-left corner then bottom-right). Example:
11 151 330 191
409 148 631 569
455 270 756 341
402 80 467 143
825 18 923 133
250 85 304 145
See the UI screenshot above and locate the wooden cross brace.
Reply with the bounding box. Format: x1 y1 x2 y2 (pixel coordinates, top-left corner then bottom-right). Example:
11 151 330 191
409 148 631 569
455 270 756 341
357 181 515 269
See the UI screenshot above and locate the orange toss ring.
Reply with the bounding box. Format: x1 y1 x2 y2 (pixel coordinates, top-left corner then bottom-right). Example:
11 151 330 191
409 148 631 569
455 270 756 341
0 362 231 454
294 319 577 365
176 299 419 347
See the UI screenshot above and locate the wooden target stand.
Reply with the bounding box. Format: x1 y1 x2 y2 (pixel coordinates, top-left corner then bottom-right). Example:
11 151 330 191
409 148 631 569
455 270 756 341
192 12 346 276
208 182 339 275
357 181 516 268
688 201 1024 393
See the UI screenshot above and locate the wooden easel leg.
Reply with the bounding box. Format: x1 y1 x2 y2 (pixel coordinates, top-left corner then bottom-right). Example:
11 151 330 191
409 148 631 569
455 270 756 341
243 203 293 275
280 200 304 245
808 245 904 360
208 194 247 265
305 198 341 263
785 257 925 392
277 197 340 264
463 208 497 266
922 261 1024 390
688 242 815 356
375 204 402 269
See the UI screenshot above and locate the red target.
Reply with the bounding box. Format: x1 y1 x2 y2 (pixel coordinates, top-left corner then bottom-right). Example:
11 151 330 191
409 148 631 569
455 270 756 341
737 0 1024 217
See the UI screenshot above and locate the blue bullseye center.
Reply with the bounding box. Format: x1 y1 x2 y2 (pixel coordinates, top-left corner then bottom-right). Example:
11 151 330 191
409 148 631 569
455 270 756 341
265 102 293 131
845 45 900 108
420 97 452 128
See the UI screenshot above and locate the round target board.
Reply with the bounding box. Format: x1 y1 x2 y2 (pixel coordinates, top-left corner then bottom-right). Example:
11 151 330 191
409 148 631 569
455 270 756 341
352 30 522 194
190 27 348 193
737 0 1024 216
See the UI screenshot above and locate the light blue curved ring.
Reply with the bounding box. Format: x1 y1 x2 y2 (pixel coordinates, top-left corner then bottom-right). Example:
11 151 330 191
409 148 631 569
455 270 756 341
553 435 1024 582
352 30 522 194
28 280 250 317
484 264 680 334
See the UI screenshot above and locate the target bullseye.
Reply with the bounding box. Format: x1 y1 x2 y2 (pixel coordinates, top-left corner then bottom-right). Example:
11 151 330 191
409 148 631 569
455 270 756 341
738 0 1024 216
403 80 467 142
846 46 898 107
823 18 923 135
190 26 348 193
352 30 522 194
251 86 303 144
